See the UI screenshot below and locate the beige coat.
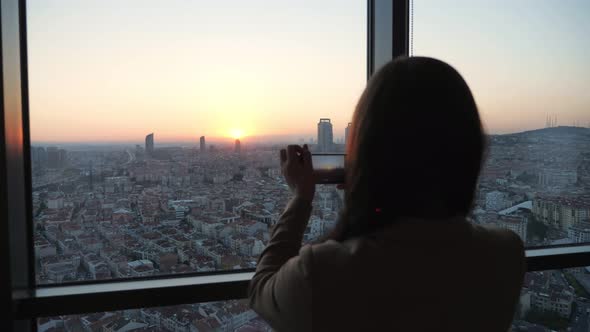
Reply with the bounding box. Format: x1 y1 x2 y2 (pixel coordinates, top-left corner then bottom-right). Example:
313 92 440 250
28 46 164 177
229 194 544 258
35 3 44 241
249 197 526 332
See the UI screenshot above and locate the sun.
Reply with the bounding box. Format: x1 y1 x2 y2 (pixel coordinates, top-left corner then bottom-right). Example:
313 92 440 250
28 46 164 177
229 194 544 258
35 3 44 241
229 129 244 140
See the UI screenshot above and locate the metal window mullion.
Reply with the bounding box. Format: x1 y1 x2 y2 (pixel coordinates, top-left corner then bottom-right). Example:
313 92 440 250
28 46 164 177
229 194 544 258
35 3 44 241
368 0 408 77
391 0 409 58
2 0 36 330
19 0 37 295
14 273 254 319
0 6 15 329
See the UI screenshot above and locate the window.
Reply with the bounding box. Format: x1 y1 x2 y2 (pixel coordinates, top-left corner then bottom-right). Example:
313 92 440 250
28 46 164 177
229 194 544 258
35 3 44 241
4 0 590 329
410 0 590 248
26 0 366 284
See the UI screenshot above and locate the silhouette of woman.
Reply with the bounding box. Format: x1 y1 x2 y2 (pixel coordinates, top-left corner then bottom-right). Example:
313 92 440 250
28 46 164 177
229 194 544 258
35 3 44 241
249 57 525 332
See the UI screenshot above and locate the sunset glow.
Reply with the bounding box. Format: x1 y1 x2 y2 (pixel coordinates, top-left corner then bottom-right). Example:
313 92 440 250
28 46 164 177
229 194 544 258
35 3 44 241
25 0 590 144
27 0 366 144
229 129 245 140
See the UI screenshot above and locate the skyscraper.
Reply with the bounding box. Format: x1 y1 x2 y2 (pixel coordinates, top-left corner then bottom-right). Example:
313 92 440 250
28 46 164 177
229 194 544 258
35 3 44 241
30 146 47 167
345 122 352 148
46 147 67 168
235 139 241 154
317 118 333 152
200 136 206 153
145 133 154 156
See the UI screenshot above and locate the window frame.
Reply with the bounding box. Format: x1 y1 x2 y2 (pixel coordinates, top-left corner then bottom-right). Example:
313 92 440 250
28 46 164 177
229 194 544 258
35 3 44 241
2 0 590 328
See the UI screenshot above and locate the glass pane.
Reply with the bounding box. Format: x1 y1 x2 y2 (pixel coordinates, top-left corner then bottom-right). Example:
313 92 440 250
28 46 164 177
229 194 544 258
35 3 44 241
411 0 590 248
38 299 270 331
27 0 365 284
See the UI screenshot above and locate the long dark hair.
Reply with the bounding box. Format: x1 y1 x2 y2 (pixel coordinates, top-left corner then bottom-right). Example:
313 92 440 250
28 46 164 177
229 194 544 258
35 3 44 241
329 56 485 242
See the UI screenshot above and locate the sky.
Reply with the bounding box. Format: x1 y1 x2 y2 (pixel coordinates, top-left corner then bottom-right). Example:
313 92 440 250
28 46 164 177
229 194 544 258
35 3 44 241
412 0 590 134
27 0 589 143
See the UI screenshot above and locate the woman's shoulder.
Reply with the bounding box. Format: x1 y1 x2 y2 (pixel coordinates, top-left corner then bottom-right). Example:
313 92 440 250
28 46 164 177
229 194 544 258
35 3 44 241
470 223 525 257
299 239 359 268
303 239 353 256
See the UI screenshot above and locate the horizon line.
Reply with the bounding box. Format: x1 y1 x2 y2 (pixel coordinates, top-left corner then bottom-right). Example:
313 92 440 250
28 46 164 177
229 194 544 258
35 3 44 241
30 125 590 146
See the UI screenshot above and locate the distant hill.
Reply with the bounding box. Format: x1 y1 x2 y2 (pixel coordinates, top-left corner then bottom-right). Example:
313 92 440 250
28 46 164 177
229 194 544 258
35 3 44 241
496 126 590 138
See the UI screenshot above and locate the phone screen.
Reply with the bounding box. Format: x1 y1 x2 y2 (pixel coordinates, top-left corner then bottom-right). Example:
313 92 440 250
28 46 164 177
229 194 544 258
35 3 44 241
311 154 345 184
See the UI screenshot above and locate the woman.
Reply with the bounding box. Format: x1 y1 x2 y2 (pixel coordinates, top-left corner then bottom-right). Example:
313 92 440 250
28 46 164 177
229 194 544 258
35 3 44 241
249 57 525 332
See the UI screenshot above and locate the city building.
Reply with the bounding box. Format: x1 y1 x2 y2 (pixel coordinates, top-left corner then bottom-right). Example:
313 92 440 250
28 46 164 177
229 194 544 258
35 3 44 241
46 147 67 168
496 215 528 242
521 271 575 319
145 133 154 156
568 221 590 243
235 139 241 154
345 122 352 148
47 192 65 209
533 195 590 231
30 146 47 167
128 260 155 277
530 290 573 318
538 168 577 188
317 118 333 152
485 190 509 212
200 136 206 153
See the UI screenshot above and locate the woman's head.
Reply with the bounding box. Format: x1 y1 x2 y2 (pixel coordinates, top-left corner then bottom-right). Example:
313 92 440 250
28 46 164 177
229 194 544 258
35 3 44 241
334 56 485 241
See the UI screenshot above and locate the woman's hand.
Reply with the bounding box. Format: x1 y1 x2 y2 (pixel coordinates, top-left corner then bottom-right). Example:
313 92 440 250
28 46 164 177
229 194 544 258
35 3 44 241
280 144 315 202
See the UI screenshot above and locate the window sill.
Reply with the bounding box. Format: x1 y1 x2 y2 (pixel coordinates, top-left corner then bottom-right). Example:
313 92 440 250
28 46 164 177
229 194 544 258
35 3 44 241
13 272 254 318
13 245 590 319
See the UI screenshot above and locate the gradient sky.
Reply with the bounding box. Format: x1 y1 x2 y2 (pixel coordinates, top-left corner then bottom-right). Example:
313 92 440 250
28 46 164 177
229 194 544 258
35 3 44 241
27 0 366 143
412 0 590 134
28 0 589 143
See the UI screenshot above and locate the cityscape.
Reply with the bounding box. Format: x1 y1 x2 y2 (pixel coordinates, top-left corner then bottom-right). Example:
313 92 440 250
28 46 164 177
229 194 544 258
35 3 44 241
31 118 590 331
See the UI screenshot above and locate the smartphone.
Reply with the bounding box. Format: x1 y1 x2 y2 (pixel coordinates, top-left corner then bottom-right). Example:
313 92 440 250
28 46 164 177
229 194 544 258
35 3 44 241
311 154 346 184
